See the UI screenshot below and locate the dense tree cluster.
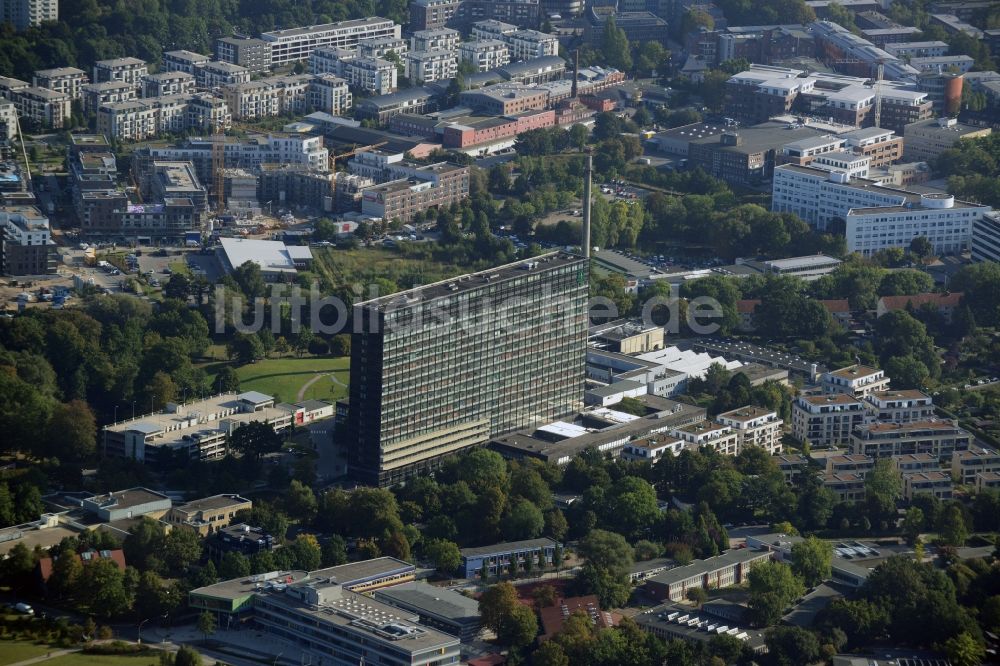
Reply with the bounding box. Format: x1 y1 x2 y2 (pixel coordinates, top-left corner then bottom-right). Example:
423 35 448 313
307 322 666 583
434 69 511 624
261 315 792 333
934 134 1000 207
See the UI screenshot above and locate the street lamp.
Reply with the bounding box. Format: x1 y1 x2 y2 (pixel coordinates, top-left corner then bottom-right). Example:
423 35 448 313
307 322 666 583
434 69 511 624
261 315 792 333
272 651 284 666
137 618 150 645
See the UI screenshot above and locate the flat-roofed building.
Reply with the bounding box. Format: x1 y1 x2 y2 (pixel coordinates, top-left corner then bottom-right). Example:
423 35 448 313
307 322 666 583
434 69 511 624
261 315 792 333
217 237 313 280
372 582 481 642
405 49 457 85
308 74 352 115
671 420 739 456
162 50 211 76
471 19 518 41
621 434 686 462
409 0 459 31
863 389 935 423
81 80 136 114
716 406 783 454
893 452 941 474
93 57 148 87
822 365 890 398
903 471 953 500
1 205 56 275
141 72 196 99
636 603 767 654
840 127 903 168
792 393 867 447
825 453 875 476
97 100 158 141
223 80 281 120
460 538 559 578
459 40 510 72
360 162 469 223
776 453 808 484
13 86 70 128
215 37 272 74
952 447 1000 485
355 87 435 124
459 83 547 115
823 472 867 502
166 494 252 536
975 471 1000 492
851 419 973 460
410 27 460 52
32 67 87 100
903 117 991 162
198 61 251 89
79 487 172 522
261 17 401 66
644 549 773 602
884 41 949 58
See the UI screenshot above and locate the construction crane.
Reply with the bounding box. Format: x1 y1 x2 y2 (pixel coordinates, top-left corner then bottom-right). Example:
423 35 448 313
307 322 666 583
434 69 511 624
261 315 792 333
330 141 388 212
874 60 884 129
211 130 225 211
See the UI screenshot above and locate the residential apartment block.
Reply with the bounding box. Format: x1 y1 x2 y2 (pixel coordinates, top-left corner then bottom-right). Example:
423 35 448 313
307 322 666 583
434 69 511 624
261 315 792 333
162 50 211 76
93 57 148 87
12 86 70 128
358 36 409 59
863 389 935 423
621 435 686 462
198 61 251 89
825 453 875 476
792 393 866 447
215 37 272 74
308 74 352 116
504 29 559 61
223 74 346 121
670 421 739 456
851 420 973 460
822 365 890 398
141 71 196 99
772 164 991 256
405 49 457 85
716 406 783 454
410 0 459 31
360 162 469 224
952 447 1000 485
97 93 231 141
892 452 941 474
311 49 398 95
32 67 87 100
470 19 518 42
459 40 511 72
903 471 953 500
260 17 401 66
823 472 867 503
346 252 587 486
81 81 137 114
410 28 460 53
0 205 55 275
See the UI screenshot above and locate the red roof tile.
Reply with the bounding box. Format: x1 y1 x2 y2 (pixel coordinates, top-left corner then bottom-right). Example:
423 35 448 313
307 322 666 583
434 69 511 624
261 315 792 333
879 292 962 311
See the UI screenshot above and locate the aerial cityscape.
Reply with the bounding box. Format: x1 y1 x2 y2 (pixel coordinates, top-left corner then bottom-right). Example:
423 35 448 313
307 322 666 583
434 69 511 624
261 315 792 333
2 0 1000 665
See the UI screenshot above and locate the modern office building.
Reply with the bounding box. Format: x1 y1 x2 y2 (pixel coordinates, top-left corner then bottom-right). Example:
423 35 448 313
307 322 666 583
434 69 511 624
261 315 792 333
459 538 560 578
0 205 55 275
166 494 253 536
972 212 1000 264
644 549 774 602
260 17 401 66
1 0 57 30
346 252 589 486
902 117 991 162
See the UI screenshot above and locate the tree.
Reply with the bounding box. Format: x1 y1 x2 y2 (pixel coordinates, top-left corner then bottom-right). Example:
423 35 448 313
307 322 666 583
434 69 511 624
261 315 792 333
687 587 708 606
903 506 924 546
174 645 202 666
80 559 132 618
746 561 805 627
49 549 83 600
228 421 282 461
944 632 986 666
865 458 902 525
44 399 96 462
569 124 589 151
601 17 632 71
479 581 520 634
533 640 570 666
765 626 821 666
286 479 318 523
499 603 538 648
791 537 833 587
286 534 323 570
909 236 932 260
163 527 202 574
216 366 240 392
424 539 461 574
218 552 251 580
940 503 969 547
321 535 347 567
501 498 545 541
197 610 217 640
578 529 634 573
227 333 264 365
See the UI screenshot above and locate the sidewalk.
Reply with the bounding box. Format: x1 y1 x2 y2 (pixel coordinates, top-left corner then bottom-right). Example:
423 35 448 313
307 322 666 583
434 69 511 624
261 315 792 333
147 625 305 666
7 649 79 666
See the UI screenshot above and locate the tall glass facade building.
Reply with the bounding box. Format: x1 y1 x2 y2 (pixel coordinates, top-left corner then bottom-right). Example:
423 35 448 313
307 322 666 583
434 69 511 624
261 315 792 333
347 251 589 486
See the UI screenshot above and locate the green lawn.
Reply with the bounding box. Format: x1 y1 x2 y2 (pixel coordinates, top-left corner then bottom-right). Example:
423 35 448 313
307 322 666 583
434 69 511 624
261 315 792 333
168 260 190 276
47 651 173 666
0 640 51 665
206 356 350 404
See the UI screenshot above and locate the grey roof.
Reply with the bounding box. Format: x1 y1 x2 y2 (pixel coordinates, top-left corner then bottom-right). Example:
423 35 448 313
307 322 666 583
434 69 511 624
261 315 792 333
460 538 557 559
128 422 164 434
237 390 274 404
647 549 772 586
356 86 434 109
588 379 644 397
630 557 674 574
373 582 480 622
297 399 331 411
498 56 565 78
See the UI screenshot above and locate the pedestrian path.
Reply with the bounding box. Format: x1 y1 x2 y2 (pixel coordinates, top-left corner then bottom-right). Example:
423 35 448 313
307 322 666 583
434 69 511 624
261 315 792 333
6 648 78 666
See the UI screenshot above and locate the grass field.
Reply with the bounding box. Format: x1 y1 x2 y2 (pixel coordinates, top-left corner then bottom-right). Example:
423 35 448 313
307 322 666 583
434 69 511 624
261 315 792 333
206 356 350 403
46 651 174 666
0 640 51 665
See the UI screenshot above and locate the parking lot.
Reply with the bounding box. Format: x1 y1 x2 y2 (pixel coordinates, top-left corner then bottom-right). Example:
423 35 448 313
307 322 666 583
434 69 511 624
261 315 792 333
690 338 826 376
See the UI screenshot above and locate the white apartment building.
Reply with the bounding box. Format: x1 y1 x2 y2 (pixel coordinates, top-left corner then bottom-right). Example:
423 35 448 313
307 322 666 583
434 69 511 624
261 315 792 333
93 57 148 87
909 55 974 73
223 80 281 121
197 61 251 89
410 27 460 52
261 17 401 65
471 19 518 42
1 0 58 30
772 163 991 256
0 100 16 141
81 81 137 114
505 29 559 61
358 36 409 59
186 93 231 133
97 100 158 141
781 135 846 164
13 86 70 128
308 74 352 115
162 50 211 76
405 49 457 84
863 389 935 423
458 40 510 72
145 94 191 134
621 435 687 462
811 150 870 178
851 420 973 460
792 393 866 447
142 71 196 99
884 41 949 58
822 365 890 398
346 56 397 95
32 67 87 100
670 420 739 456
716 406 783 454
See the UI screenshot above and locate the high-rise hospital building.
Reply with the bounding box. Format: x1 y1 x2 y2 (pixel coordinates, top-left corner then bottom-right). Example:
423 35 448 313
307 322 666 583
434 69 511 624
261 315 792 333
346 252 589 486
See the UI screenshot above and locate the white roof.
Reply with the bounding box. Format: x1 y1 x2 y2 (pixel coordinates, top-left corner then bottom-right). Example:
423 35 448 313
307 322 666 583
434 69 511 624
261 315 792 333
220 238 311 273
637 346 743 379
537 421 590 439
